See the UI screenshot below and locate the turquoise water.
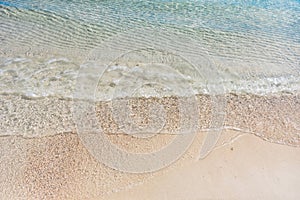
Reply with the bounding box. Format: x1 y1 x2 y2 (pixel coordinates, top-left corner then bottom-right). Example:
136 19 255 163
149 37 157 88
0 0 299 98
1 0 299 35
1 0 299 42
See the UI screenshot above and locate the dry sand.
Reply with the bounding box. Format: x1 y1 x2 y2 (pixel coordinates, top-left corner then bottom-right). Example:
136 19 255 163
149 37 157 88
107 133 300 200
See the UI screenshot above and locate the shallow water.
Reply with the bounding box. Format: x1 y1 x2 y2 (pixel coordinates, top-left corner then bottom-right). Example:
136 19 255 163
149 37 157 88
0 0 299 99
0 0 299 154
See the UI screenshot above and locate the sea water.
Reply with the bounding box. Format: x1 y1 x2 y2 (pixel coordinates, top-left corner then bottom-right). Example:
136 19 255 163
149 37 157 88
0 0 299 138
0 0 299 99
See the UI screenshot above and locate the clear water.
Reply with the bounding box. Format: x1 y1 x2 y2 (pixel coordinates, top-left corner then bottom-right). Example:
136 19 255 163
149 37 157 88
0 0 299 99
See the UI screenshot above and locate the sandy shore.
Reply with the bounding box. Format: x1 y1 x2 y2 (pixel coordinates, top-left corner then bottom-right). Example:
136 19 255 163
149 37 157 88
107 133 300 200
0 92 299 199
1 131 300 199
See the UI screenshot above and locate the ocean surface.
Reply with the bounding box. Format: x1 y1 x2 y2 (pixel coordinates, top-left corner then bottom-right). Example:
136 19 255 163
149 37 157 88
0 0 299 100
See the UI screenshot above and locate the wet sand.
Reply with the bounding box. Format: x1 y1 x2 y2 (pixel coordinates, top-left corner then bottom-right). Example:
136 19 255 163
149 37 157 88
0 92 299 199
1 92 299 145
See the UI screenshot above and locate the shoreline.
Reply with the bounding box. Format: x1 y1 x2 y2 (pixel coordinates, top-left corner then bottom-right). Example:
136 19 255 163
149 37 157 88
0 92 299 146
0 91 299 198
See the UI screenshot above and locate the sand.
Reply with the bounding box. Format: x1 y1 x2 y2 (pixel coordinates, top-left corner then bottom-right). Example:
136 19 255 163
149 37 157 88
0 92 299 199
107 133 300 200
1 131 299 199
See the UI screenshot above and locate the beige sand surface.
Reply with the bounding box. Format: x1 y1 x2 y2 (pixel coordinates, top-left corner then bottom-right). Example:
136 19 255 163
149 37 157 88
1 131 299 199
107 134 300 200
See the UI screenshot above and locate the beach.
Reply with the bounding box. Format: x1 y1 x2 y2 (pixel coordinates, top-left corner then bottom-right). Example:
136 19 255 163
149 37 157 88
108 133 300 200
0 92 299 199
1 0 300 198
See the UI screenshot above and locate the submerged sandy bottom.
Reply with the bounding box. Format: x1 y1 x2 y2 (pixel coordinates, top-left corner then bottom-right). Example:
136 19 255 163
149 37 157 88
0 93 299 199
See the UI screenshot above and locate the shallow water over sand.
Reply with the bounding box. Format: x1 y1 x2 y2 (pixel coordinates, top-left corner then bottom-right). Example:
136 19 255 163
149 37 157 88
0 0 299 150
0 0 299 100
